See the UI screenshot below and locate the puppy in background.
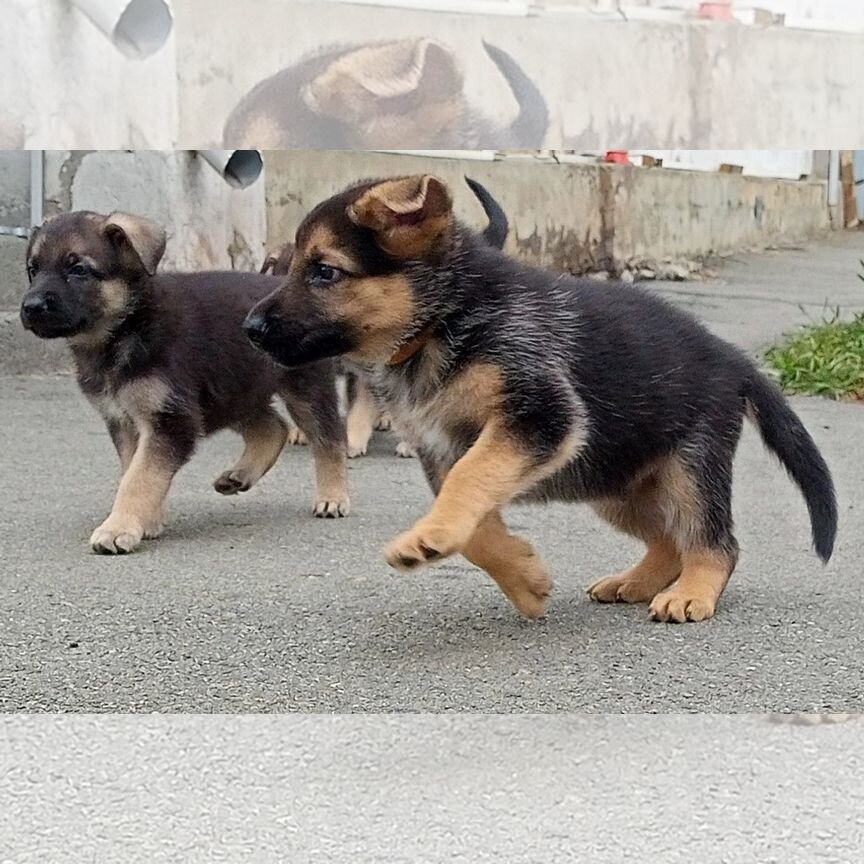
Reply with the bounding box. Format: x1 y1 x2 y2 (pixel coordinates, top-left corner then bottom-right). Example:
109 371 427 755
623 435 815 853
244 174 837 623
21 211 349 554
261 176 510 460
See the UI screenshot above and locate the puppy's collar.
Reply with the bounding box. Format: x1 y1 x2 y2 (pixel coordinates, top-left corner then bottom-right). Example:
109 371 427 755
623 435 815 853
388 330 431 366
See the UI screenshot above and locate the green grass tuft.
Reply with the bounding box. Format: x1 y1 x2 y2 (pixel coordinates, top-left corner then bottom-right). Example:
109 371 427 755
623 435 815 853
766 309 864 401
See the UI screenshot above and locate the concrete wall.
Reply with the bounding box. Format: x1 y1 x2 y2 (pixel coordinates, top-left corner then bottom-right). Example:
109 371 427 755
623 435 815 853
172 1 864 149
3 1 863 148
638 0 864 26
1 0 177 148
42 151 267 272
635 150 815 180
264 151 830 272
264 151 608 273
0 152 30 227
609 164 830 265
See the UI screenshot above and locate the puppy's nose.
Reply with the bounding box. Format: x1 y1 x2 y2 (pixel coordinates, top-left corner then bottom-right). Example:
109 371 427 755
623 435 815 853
243 312 270 346
20 293 52 323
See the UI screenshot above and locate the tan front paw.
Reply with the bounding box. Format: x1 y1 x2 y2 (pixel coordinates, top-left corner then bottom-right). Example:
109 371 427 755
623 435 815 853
347 442 368 459
507 562 552 620
649 588 716 623
314 497 350 518
90 513 161 555
385 520 471 571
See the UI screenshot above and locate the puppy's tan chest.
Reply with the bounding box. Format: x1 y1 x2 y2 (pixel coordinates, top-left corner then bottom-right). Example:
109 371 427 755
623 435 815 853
378 363 501 466
87 376 172 429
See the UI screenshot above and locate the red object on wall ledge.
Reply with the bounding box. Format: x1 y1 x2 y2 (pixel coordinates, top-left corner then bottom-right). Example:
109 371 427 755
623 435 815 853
698 1 734 20
605 151 630 165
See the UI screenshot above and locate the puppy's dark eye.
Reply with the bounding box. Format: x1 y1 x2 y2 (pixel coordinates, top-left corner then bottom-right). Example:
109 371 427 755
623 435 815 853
26 263 37 282
310 262 343 286
67 262 91 279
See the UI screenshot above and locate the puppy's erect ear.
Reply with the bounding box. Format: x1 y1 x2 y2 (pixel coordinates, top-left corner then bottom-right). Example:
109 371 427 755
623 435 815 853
348 175 453 259
260 255 278 275
102 212 167 276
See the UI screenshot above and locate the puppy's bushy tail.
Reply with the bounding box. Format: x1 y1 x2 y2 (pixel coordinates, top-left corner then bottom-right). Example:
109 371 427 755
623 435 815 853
464 177 509 250
744 371 838 562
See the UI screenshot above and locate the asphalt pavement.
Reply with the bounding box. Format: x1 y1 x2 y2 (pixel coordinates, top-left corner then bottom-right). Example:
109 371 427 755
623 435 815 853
1 234 863 712
1 715 862 863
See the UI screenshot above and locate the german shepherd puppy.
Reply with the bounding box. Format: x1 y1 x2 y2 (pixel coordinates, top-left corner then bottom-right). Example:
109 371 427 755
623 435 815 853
20 211 349 555
224 40 548 150
260 177 510 460
243 174 838 624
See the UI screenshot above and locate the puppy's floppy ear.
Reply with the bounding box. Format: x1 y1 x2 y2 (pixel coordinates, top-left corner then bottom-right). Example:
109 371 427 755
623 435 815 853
25 224 42 262
348 175 452 259
260 255 278 275
102 212 167 276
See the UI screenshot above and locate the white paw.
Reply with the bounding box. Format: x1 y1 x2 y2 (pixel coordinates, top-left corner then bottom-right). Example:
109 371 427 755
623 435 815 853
395 441 417 458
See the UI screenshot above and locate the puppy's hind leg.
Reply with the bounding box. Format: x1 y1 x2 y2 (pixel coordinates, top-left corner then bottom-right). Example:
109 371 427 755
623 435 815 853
279 367 350 518
649 434 741 623
588 536 681 605
214 406 288 495
346 376 377 458
588 483 682 604
285 418 309 447
375 410 393 431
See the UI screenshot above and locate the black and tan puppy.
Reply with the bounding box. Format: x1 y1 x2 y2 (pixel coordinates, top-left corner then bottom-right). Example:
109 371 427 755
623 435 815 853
260 176 510 460
20 211 349 555
243 174 838 624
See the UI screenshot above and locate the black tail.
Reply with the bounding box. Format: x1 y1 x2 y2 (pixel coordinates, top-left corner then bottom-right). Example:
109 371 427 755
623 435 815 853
464 177 509 250
745 372 838 562
481 42 549 148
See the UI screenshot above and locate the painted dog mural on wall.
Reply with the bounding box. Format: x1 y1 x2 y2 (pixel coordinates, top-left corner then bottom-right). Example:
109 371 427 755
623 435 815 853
223 39 548 149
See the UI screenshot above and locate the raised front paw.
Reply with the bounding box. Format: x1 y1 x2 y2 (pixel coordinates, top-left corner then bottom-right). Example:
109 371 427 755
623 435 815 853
90 513 162 555
384 520 471 571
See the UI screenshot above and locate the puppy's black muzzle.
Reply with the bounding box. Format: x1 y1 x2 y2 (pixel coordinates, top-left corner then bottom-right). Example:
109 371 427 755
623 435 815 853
242 311 272 349
19 290 78 338
243 305 354 369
